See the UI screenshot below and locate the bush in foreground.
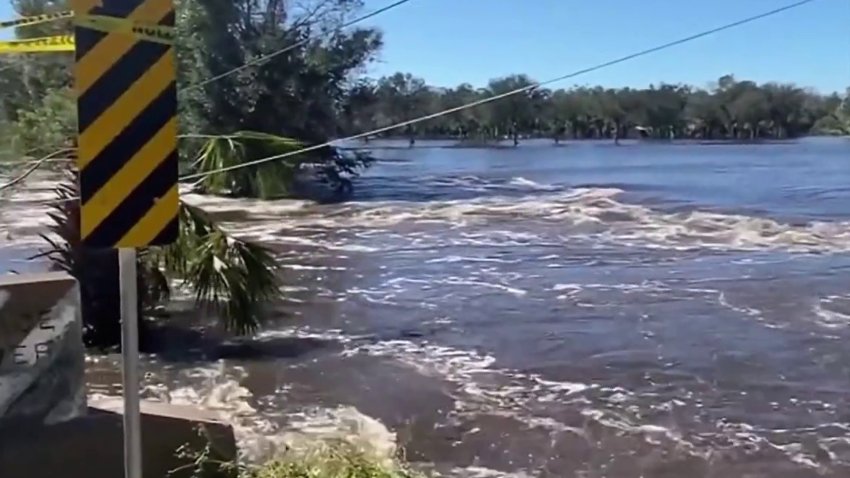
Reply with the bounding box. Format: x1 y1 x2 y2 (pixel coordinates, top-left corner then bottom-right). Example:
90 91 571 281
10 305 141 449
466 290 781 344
173 438 424 478
248 444 423 478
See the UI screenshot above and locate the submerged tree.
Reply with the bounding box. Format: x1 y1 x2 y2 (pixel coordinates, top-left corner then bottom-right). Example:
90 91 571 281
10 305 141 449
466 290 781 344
190 131 373 200
177 0 382 194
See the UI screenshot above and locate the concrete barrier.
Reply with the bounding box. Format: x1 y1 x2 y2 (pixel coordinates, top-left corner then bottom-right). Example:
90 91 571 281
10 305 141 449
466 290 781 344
0 272 86 424
0 398 238 478
0 272 239 477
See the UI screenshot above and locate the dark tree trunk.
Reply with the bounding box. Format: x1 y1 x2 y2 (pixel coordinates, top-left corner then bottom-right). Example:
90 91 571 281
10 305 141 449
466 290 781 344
78 249 122 348
76 249 150 351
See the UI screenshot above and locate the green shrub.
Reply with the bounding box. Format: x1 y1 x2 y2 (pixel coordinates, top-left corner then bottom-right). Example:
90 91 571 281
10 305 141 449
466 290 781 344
247 442 424 478
172 436 426 478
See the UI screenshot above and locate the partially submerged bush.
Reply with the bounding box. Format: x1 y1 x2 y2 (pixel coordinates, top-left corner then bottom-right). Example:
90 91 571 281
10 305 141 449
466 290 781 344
172 438 424 478
191 131 373 200
248 443 423 478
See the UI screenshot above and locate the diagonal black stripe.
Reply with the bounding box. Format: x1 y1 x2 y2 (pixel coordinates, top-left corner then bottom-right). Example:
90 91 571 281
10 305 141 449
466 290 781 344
77 41 170 132
84 150 178 248
150 215 178 246
80 82 175 203
159 9 175 26
74 0 146 58
74 25 106 60
101 0 145 16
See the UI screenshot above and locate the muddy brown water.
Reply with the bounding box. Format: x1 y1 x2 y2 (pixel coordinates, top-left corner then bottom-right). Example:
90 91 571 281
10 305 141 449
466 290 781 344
2 138 850 477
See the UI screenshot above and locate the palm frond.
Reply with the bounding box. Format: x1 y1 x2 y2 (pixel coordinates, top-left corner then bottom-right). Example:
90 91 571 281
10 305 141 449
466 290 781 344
150 202 280 334
191 131 305 199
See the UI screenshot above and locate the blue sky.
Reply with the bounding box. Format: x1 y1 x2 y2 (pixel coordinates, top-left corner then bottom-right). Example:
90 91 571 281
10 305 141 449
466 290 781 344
362 0 850 93
0 0 846 92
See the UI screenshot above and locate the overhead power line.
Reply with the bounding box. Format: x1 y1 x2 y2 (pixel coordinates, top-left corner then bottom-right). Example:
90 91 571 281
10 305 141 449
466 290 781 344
179 0 819 182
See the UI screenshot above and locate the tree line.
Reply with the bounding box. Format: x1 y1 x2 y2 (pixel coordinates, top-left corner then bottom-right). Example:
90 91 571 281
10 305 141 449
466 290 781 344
341 73 850 143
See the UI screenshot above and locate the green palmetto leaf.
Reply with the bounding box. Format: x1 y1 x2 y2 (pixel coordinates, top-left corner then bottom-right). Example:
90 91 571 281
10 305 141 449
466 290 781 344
192 131 306 199
150 202 280 335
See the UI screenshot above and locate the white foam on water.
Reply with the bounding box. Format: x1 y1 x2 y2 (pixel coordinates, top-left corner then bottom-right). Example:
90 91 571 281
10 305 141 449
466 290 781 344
507 177 558 191
88 359 400 466
344 339 592 433
189 186 850 254
439 465 538 478
425 255 520 264
812 294 850 329
377 275 526 298
181 192 312 217
4 179 849 255
579 407 706 459
441 277 527 296
713 421 850 473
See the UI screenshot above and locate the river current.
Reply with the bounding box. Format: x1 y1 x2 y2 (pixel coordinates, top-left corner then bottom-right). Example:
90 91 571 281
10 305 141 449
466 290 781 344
2 138 849 477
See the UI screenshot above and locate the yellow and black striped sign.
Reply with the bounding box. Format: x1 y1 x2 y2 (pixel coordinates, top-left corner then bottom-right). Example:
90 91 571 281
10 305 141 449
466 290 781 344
72 0 178 248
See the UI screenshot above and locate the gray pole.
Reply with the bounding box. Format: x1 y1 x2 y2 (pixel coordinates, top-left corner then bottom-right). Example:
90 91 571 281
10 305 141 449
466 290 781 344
119 248 142 478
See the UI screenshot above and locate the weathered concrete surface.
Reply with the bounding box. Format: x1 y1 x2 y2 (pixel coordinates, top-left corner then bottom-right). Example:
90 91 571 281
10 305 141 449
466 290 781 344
0 272 86 424
0 398 238 478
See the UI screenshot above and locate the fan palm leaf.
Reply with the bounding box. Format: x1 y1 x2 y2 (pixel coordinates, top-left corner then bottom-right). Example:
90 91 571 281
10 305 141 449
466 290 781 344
149 202 279 334
192 131 305 199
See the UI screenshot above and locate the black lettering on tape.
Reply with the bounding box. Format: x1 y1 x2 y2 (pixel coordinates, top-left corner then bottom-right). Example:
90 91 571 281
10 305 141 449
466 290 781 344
133 25 171 41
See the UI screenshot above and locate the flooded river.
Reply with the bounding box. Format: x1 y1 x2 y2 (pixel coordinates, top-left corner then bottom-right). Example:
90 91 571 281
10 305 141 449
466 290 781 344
2 138 850 477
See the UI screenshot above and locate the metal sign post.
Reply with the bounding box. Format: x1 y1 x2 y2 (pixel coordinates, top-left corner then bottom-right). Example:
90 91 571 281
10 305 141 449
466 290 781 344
72 0 178 476
118 248 141 478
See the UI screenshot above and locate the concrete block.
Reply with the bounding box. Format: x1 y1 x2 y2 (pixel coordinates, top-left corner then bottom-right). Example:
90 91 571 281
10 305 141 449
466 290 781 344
0 272 86 424
0 398 238 478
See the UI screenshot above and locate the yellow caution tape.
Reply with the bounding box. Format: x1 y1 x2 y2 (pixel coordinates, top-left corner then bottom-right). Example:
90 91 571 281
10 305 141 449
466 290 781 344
0 11 73 30
76 14 174 44
0 35 74 53
0 11 174 54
